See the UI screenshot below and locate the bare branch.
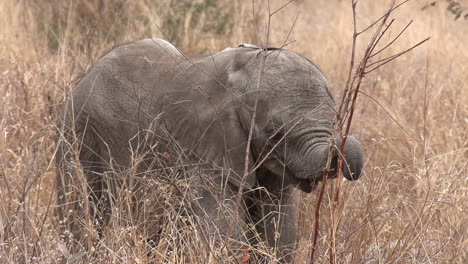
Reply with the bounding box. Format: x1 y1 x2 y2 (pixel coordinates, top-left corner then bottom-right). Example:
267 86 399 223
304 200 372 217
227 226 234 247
265 10 300 60
365 37 430 73
338 0 358 116
309 166 330 264
358 91 421 142
312 1 428 263
368 19 396 57
265 0 272 46
281 39 297 48
357 0 413 36
365 6 393 61
252 0 261 47
280 11 300 49
236 0 273 226
270 0 295 17
370 20 413 58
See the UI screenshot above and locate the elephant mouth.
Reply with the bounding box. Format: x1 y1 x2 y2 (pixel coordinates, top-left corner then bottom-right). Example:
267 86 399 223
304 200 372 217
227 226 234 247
294 175 325 193
294 168 341 193
296 180 316 193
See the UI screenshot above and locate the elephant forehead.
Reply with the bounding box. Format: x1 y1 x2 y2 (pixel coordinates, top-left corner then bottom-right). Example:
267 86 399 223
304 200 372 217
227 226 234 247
258 75 334 114
268 51 326 79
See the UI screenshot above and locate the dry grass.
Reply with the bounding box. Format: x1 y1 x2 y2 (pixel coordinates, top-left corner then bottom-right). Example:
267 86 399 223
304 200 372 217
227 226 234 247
1 0 467 263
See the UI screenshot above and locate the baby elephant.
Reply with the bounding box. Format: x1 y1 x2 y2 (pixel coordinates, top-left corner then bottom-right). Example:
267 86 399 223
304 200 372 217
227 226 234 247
56 39 363 262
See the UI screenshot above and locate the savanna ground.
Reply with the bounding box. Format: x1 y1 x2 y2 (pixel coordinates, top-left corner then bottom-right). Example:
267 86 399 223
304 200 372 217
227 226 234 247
0 0 467 263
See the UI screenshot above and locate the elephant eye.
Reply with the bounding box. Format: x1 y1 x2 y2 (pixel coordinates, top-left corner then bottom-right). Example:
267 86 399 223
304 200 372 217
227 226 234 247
263 122 284 147
268 130 284 146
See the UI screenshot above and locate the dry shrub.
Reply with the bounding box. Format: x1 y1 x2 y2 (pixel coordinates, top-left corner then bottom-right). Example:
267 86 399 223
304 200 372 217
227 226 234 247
1 0 466 263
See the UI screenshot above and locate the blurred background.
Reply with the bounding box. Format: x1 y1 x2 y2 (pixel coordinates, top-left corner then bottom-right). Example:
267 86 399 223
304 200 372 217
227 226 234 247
0 0 466 263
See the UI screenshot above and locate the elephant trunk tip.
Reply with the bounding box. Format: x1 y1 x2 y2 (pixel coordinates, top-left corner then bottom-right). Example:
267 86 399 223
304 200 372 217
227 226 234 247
336 135 364 181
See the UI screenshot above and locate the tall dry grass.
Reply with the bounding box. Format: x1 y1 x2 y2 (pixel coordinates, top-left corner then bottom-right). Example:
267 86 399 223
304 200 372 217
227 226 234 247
1 0 466 263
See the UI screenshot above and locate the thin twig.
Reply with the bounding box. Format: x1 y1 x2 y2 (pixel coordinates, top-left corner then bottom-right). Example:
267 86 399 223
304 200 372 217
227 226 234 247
338 0 358 118
370 20 413 58
365 37 430 73
358 91 420 142
309 172 329 263
270 0 295 16
266 10 300 59
423 56 431 189
311 0 360 262
357 0 413 36
236 0 272 239
367 19 395 57
364 5 393 63
252 0 261 47
237 50 266 208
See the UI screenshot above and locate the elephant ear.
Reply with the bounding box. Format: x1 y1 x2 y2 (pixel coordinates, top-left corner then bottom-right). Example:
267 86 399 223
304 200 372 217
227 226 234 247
193 107 256 191
221 114 257 191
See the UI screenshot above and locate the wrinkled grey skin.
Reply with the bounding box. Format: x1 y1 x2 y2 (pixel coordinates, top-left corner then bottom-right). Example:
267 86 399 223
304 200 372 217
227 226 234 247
56 39 364 262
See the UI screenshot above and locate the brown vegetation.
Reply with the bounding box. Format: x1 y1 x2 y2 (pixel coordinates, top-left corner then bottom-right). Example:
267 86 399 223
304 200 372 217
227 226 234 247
1 0 466 263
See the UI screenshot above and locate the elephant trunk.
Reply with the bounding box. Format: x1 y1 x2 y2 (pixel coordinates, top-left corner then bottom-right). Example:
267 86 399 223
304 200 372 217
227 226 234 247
293 135 363 182
334 135 364 181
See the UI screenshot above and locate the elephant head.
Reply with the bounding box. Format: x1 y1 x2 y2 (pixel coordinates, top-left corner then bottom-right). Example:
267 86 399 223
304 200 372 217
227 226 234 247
229 46 364 192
